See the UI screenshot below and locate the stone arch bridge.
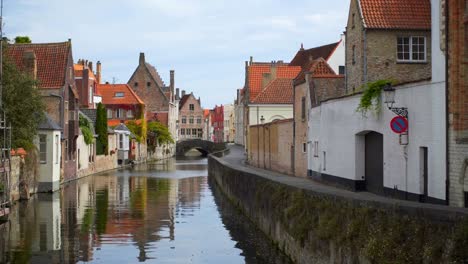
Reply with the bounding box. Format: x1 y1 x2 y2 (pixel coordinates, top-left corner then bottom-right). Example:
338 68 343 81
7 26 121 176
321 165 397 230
176 139 225 157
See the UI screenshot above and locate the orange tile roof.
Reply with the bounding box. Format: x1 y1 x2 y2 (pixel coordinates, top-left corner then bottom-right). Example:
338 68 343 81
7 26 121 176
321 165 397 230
294 58 338 85
251 78 294 104
360 0 431 30
203 109 210 118
107 119 143 127
97 84 145 105
6 41 71 89
247 64 301 102
74 64 97 79
290 42 340 68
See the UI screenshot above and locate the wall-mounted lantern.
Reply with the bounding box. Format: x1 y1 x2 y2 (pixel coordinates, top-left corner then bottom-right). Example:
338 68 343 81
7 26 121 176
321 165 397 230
260 115 265 124
383 83 408 118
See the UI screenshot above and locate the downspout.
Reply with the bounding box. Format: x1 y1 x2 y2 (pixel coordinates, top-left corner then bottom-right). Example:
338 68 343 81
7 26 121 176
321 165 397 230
445 0 450 205
292 79 296 175
363 28 368 84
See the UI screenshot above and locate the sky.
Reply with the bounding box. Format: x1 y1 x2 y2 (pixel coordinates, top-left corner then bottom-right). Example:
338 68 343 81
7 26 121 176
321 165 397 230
6 0 349 109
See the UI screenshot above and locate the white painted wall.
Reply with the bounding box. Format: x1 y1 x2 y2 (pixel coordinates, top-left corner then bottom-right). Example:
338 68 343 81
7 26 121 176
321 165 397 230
248 104 293 125
308 80 446 200
223 104 234 142
234 100 244 145
36 130 61 191
326 34 345 75
76 134 93 172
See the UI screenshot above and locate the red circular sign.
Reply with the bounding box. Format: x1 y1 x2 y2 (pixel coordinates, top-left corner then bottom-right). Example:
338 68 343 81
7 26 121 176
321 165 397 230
390 116 408 134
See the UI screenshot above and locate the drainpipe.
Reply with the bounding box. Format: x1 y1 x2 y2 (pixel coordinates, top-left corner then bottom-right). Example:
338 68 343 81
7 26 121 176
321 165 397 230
363 29 368 84
292 79 296 175
257 106 259 166
445 0 450 205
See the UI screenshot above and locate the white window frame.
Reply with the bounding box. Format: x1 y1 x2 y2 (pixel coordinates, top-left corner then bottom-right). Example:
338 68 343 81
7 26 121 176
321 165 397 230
39 134 47 164
127 109 134 119
89 86 93 104
313 141 319 157
397 36 427 62
107 109 113 119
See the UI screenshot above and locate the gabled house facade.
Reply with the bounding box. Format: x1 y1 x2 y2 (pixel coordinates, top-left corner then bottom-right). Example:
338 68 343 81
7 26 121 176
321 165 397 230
127 53 178 140
36 114 61 192
307 0 447 204
234 89 245 145
213 105 224 143
97 83 146 127
178 91 205 140
293 58 343 177
7 40 80 182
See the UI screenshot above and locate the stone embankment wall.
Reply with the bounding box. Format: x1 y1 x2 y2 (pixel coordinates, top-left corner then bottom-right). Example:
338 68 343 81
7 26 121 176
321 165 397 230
209 153 468 264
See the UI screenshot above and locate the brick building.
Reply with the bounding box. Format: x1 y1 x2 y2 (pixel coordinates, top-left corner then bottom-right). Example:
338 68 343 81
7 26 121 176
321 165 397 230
127 53 178 140
7 41 80 182
97 83 145 127
212 105 224 143
74 60 102 109
345 0 432 92
447 0 468 207
178 91 204 140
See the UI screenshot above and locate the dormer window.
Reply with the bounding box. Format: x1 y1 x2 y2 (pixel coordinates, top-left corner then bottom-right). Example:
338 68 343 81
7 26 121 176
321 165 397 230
397 36 426 62
115 92 124 97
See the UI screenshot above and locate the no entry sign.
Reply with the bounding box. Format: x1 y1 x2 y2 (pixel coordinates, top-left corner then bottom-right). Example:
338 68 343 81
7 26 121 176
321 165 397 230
390 116 408 134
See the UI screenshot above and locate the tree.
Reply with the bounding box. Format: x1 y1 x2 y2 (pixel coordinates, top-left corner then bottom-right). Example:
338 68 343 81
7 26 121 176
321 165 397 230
2 55 44 149
14 36 31 44
126 105 147 143
95 103 108 155
147 121 174 151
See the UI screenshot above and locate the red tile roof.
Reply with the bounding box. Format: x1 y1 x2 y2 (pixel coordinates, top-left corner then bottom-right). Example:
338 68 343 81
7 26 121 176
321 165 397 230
247 64 301 102
290 42 340 68
251 78 294 104
74 64 96 79
360 0 431 30
6 41 71 89
294 58 339 85
203 109 210 118
97 84 145 105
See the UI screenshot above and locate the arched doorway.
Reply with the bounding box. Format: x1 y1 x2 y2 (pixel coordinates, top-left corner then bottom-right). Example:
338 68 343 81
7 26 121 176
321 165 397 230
365 131 384 195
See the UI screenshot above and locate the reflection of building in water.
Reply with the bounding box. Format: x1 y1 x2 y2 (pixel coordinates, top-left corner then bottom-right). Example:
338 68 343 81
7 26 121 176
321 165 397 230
177 177 204 210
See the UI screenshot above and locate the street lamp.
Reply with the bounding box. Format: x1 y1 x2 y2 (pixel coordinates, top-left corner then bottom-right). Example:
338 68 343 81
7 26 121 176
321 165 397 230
383 83 408 118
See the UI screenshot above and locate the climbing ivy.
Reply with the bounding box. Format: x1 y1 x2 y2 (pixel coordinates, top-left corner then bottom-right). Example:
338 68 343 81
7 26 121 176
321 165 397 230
356 80 393 116
79 114 94 145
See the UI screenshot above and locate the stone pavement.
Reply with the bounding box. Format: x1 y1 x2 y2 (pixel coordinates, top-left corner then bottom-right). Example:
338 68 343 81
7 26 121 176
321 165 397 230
218 144 468 217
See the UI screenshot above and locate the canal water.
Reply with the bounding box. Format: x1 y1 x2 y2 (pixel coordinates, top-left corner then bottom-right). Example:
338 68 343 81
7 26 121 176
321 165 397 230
0 157 292 264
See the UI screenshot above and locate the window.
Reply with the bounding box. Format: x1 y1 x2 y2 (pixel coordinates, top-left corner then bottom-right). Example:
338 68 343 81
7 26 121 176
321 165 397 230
119 134 124 149
147 82 151 87
114 92 124 97
186 129 191 135
55 134 59 164
197 129 203 138
352 13 355 28
180 128 185 135
116 109 123 118
189 116 194 124
39 134 47 164
134 82 138 87
397 36 426 62
127 110 134 118
107 109 113 118
338 66 345 75
189 104 194 111
352 45 356 65
197 117 202 124
182 116 187 124
303 143 307 153
301 96 306 121
64 101 69 124
323 151 326 171
192 129 197 137
313 141 319 157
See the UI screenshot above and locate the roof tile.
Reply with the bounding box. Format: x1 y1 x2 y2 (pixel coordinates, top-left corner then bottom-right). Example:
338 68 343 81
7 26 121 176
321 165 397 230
248 64 301 102
360 0 431 29
97 84 145 105
251 78 294 104
6 42 71 89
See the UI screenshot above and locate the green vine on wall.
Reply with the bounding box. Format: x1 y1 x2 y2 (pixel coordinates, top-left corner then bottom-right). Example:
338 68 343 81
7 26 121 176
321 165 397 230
356 80 393 116
79 114 94 145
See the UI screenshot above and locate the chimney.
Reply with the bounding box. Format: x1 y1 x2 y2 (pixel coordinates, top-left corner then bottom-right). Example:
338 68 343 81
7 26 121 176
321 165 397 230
96 61 102 84
139 52 145 65
182 90 186 97
176 88 180 99
170 70 175 93
22 50 37 80
249 56 253 65
88 61 93 72
270 61 278 79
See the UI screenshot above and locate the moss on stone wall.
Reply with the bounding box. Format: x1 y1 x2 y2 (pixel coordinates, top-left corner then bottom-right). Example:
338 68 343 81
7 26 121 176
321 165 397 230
210 157 468 263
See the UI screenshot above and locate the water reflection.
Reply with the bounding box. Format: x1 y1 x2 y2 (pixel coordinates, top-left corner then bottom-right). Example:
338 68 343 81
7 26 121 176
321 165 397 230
0 157 290 264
